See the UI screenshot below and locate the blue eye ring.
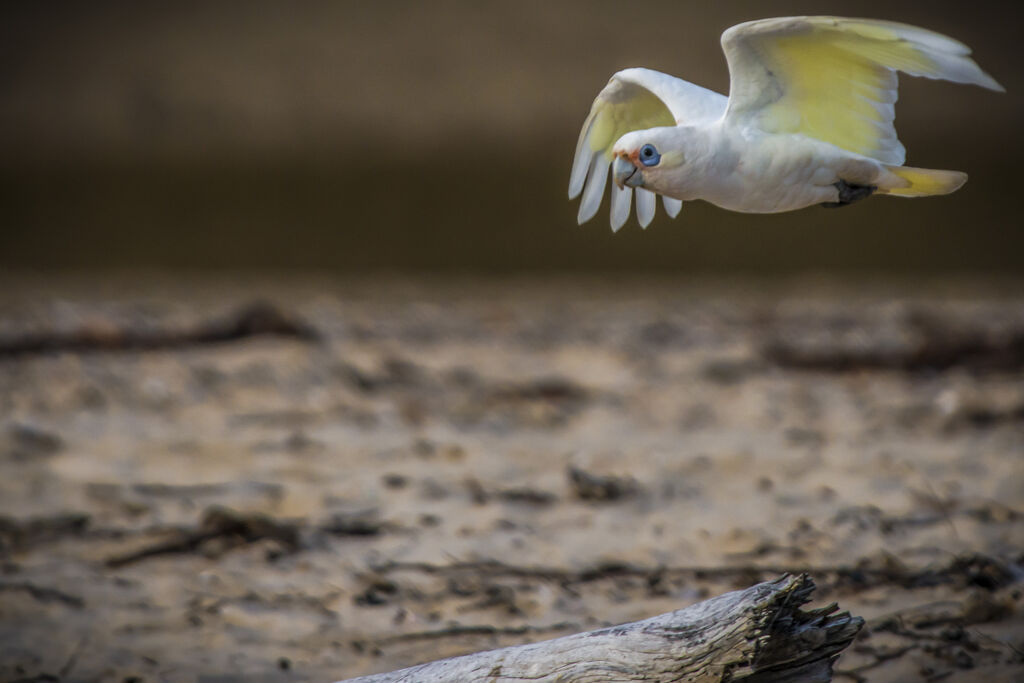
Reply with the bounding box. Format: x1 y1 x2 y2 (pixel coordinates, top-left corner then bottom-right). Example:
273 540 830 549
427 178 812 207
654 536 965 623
639 144 661 167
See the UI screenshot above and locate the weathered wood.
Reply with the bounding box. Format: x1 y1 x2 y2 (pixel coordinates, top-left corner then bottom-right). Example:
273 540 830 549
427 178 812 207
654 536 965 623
337 573 863 683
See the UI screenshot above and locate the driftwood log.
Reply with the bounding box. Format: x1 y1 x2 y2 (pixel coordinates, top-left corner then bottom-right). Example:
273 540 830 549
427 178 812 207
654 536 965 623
338 573 863 683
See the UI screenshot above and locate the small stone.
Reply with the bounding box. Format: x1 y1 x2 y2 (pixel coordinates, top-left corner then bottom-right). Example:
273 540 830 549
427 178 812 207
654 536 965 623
3 422 63 461
382 473 409 489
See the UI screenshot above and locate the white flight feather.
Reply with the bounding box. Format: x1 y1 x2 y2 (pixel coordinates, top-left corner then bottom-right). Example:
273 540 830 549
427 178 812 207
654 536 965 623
662 196 683 218
610 184 632 232
636 188 657 228
577 154 610 224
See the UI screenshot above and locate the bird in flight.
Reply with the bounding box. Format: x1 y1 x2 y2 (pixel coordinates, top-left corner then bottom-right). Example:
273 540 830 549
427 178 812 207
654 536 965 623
569 16 1003 231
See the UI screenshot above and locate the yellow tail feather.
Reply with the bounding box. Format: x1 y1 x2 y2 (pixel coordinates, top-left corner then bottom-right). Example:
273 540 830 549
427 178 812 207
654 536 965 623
880 165 967 197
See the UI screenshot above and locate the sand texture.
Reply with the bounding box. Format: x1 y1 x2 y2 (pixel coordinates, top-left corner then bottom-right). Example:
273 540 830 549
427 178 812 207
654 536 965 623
1 274 1022 682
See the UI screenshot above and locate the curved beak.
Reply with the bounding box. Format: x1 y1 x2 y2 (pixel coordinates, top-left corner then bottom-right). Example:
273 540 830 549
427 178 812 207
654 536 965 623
613 155 643 189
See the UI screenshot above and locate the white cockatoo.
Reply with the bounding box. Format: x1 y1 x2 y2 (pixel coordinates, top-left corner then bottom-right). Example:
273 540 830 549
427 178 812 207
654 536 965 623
569 16 1003 231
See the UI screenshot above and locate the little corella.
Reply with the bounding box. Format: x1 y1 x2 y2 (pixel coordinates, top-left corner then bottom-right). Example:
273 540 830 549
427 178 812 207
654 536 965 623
569 16 1003 231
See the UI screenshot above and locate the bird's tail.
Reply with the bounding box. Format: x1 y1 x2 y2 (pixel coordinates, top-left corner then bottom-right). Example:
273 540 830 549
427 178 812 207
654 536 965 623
878 165 967 197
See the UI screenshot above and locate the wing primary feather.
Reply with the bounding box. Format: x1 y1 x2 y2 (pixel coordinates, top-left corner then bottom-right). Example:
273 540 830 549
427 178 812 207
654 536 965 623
577 154 610 224
569 113 597 198
636 188 656 228
610 184 632 232
662 196 683 218
721 16 1003 164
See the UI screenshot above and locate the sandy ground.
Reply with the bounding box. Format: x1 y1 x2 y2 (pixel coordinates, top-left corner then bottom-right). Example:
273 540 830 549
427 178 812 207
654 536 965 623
0 273 1022 682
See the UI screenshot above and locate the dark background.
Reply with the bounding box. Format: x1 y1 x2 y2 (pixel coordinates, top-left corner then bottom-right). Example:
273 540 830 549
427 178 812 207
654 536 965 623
2 0 1020 272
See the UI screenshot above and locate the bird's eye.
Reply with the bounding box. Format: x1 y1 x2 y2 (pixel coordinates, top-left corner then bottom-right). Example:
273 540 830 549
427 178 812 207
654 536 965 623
639 144 661 167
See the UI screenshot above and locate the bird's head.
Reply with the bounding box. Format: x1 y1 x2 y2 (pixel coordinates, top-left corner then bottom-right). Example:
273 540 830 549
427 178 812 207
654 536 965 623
611 129 686 195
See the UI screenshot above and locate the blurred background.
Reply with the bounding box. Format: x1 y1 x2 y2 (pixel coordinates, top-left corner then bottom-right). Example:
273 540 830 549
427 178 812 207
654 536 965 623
2 0 1020 272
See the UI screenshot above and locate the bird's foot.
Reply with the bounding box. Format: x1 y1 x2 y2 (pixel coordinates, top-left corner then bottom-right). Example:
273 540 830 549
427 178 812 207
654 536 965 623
821 180 877 208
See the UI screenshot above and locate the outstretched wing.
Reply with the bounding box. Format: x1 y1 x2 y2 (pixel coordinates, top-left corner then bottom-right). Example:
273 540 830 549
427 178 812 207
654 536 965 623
569 68 727 231
720 16 1003 165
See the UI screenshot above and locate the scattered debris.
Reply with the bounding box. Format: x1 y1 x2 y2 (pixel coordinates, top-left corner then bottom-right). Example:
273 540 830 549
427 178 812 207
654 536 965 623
462 478 557 506
321 511 387 537
354 577 400 607
104 507 301 568
762 312 1024 372
488 377 587 404
495 487 557 506
382 474 409 489
0 301 319 358
701 357 763 385
0 513 90 554
568 466 640 502
944 402 1024 431
0 581 84 608
100 506 397 568
1 423 64 461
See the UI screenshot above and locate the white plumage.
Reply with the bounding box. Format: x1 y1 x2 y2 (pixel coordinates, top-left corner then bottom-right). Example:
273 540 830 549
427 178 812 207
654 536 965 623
569 16 1003 231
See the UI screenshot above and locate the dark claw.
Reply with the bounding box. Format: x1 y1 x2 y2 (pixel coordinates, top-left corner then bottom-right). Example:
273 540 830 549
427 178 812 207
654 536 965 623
822 179 877 208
